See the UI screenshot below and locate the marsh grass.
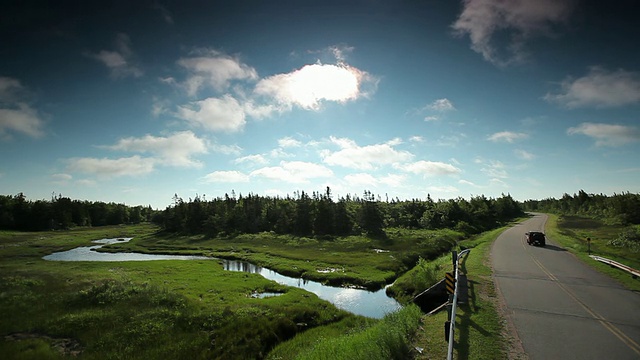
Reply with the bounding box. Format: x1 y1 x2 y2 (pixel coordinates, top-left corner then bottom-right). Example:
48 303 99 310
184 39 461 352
0 225 353 359
104 227 463 290
546 214 640 291
268 305 422 360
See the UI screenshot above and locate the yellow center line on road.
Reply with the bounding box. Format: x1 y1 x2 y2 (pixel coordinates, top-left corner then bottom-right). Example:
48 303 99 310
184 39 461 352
528 254 640 356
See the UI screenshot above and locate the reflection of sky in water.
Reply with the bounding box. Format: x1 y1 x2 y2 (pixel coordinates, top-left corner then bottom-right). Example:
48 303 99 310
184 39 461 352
43 238 208 262
44 239 401 318
224 259 402 319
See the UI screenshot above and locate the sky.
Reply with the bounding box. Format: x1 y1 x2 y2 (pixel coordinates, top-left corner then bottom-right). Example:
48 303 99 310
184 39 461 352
1 0 639 209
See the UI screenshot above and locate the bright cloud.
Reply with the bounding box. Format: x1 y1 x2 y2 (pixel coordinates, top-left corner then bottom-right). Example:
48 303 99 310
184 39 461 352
427 98 455 111
0 77 45 139
480 160 508 178
86 33 143 78
0 104 45 139
395 160 461 177
278 136 302 148
567 122 640 147
514 149 535 160
545 67 640 108
254 63 376 110
452 0 576 65
66 156 154 177
201 170 250 183
176 95 246 132
487 131 528 143
250 161 333 183
322 139 413 170
234 154 268 166
428 185 459 193
344 173 406 188
106 131 207 168
177 50 258 95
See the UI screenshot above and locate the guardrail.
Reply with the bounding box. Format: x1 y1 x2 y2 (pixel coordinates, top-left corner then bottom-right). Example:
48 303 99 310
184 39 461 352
446 249 471 360
589 255 640 279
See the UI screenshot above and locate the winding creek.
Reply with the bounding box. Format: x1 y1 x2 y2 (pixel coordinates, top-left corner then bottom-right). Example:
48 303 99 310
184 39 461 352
43 238 402 319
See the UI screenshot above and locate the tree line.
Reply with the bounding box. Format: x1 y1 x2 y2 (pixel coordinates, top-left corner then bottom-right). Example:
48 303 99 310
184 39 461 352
0 193 156 231
154 188 524 237
521 190 640 225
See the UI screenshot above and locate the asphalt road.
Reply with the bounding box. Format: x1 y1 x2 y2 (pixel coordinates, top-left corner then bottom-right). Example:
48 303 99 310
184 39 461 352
492 213 640 359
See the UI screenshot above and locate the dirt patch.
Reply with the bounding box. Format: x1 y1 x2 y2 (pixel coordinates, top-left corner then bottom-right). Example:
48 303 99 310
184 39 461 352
4 332 82 357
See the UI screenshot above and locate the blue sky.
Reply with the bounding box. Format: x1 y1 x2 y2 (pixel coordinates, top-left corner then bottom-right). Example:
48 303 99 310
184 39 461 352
1 0 639 209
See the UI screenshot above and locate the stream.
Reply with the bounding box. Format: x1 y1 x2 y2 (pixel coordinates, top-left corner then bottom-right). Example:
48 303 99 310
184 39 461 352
43 238 402 318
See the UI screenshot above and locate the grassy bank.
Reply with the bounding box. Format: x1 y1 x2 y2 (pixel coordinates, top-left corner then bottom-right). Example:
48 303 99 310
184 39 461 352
545 214 640 291
0 225 352 359
100 227 463 290
0 223 468 359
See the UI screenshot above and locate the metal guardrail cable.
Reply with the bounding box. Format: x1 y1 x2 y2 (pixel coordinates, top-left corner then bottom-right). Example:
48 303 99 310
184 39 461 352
589 255 640 278
447 249 471 360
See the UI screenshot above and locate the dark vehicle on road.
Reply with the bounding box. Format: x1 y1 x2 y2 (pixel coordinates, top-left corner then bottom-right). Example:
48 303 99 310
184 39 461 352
525 231 546 247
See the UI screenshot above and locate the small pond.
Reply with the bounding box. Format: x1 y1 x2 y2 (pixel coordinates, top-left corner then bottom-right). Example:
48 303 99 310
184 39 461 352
44 238 401 318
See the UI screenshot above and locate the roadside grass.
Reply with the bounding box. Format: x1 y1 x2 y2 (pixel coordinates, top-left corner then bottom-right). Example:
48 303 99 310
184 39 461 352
545 214 640 292
412 226 518 360
267 304 423 360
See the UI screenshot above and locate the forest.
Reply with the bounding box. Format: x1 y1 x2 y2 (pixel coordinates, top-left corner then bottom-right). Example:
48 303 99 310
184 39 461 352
0 193 156 231
2 189 638 236
521 190 640 225
153 188 523 237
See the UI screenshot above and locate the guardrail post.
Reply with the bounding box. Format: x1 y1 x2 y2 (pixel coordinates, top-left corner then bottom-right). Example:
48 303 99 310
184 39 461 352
446 249 470 360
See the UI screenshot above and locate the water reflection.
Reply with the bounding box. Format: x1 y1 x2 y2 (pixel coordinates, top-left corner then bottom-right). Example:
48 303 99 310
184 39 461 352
44 238 401 318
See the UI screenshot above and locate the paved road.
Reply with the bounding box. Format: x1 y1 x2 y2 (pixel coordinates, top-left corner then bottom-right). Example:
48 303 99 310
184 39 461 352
492 213 640 359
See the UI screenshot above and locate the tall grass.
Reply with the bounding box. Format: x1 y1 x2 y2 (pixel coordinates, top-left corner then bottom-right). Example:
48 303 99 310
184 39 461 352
270 305 422 360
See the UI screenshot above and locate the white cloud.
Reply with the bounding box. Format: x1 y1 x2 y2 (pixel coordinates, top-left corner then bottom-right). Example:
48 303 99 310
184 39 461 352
201 170 249 183
344 173 406 188
211 143 242 155
424 116 439 122
344 173 378 187
51 173 72 181
278 136 302 148
250 161 333 183
106 131 207 168
234 154 268 166
427 185 459 193
487 131 529 143
322 139 414 170
427 98 455 112
458 179 478 187
67 156 154 177
515 149 535 160
452 0 576 65
176 95 246 132
0 76 24 102
409 136 424 143
395 160 461 177
0 77 45 139
177 50 258 95
0 103 45 138
545 67 640 108
481 160 508 178
567 122 640 147
254 63 376 110
86 33 143 78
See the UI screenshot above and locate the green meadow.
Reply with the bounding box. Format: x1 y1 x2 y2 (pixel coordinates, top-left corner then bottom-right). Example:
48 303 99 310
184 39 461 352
2 214 635 359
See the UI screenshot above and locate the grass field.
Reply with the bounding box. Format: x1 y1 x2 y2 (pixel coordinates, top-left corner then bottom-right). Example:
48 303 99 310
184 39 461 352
546 214 640 292
4 214 631 359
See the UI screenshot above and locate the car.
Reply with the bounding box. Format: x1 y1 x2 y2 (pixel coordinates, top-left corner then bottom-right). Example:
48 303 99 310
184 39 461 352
525 231 546 246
